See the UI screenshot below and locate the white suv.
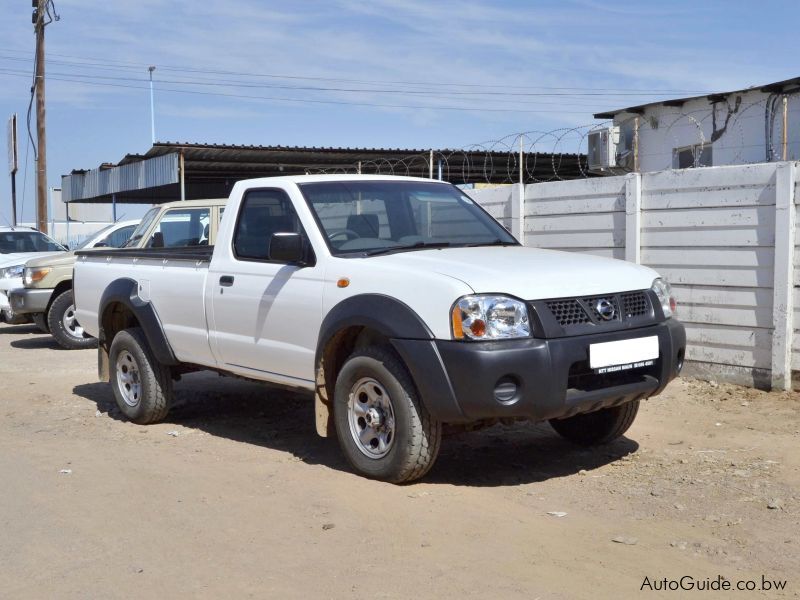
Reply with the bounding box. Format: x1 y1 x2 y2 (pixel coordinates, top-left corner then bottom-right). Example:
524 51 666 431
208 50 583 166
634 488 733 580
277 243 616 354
0 227 66 325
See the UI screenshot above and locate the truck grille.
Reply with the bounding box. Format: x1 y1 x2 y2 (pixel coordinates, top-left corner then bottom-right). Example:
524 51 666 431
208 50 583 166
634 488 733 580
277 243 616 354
541 291 651 328
622 291 649 318
545 299 591 325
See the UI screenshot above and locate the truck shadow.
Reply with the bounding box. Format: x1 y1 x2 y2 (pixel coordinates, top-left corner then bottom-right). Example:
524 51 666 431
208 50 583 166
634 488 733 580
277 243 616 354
73 371 638 487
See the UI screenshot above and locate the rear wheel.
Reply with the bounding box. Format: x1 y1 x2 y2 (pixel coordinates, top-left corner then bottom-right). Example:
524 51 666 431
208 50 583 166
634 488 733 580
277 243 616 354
549 400 640 446
109 327 172 424
333 346 441 483
47 289 96 349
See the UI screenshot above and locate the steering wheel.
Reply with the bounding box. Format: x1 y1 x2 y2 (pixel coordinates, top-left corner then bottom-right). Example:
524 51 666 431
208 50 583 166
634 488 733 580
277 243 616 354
327 228 361 242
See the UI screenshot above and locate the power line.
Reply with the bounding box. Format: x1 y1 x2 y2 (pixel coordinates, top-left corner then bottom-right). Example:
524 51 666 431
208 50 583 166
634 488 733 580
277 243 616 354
0 59 701 99
0 47 713 95
0 70 600 114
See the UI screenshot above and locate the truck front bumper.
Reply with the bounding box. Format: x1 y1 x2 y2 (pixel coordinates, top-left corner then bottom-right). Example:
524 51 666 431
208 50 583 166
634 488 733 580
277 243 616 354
8 288 53 315
391 319 686 424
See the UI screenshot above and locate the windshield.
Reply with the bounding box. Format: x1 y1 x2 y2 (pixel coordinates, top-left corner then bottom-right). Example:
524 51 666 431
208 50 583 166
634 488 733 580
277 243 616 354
0 230 65 254
123 207 160 247
76 223 116 249
298 181 517 256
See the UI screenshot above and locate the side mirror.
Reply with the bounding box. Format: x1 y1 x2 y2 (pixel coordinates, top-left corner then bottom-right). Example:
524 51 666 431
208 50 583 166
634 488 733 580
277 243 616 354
268 232 304 263
151 232 165 248
93 241 108 248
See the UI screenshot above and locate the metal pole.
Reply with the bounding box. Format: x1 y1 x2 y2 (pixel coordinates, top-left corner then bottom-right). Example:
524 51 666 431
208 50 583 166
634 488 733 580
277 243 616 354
10 172 17 227
437 159 442 181
35 0 48 233
179 151 186 201
782 95 788 162
112 193 117 221
148 66 156 145
519 136 524 185
429 150 434 179
634 116 640 172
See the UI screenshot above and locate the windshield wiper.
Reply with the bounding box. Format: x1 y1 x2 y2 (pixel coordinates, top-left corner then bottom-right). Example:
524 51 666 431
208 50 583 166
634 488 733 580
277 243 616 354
363 241 452 257
464 238 518 248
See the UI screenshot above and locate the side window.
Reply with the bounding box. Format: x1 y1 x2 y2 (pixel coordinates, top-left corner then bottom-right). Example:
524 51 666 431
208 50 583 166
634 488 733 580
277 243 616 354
146 208 211 248
233 189 302 261
99 225 136 248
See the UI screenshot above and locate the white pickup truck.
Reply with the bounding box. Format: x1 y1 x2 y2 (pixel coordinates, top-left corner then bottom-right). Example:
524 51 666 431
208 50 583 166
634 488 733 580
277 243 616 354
74 175 685 483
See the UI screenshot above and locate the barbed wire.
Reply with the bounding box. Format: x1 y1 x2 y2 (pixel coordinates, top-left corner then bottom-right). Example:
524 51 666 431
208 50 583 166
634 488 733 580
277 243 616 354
306 94 800 184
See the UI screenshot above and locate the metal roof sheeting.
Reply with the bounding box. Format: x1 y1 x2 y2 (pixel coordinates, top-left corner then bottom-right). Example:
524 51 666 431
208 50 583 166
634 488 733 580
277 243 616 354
62 153 178 202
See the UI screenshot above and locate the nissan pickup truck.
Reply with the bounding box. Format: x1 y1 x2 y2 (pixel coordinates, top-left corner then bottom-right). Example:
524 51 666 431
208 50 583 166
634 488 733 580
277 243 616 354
10 199 225 349
74 175 685 483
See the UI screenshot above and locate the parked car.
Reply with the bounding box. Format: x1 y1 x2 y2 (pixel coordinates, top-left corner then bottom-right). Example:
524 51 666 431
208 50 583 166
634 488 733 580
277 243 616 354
0 226 67 326
10 198 226 349
74 175 685 482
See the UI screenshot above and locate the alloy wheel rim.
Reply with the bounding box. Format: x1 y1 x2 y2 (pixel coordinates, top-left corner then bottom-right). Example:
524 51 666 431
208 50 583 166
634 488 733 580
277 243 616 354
62 304 85 338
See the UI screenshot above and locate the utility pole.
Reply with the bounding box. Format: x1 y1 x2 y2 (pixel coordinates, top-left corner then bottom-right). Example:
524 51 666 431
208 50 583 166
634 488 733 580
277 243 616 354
34 0 48 233
148 66 156 145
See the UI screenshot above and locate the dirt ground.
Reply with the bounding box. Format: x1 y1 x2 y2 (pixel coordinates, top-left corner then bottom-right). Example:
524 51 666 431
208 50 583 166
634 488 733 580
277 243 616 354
0 322 798 599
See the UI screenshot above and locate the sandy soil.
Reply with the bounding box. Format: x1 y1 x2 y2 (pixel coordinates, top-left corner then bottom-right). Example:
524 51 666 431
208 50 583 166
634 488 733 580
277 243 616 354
1 322 798 599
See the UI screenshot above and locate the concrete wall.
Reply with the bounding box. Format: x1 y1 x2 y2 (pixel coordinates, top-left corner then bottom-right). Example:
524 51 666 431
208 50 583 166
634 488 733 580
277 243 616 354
468 162 800 390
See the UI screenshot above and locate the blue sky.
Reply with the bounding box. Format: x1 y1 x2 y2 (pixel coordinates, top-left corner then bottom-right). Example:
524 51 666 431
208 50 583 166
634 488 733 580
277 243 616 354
1 0 799 222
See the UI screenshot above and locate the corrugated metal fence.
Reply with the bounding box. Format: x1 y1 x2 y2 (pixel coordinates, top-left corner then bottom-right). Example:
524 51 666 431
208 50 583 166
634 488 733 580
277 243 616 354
467 161 800 390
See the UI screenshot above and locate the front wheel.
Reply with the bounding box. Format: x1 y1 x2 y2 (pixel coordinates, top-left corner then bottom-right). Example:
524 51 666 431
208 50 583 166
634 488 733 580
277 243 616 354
333 346 441 483
109 327 173 424
549 400 640 446
47 289 96 349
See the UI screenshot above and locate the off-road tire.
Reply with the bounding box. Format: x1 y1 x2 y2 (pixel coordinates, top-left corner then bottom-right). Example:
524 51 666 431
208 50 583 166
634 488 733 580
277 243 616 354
47 289 96 349
333 345 441 483
549 399 640 446
32 313 50 333
109 327 172 424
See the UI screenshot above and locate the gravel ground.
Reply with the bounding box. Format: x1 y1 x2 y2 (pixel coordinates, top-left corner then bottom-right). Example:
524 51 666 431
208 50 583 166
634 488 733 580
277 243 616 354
1 322 798 599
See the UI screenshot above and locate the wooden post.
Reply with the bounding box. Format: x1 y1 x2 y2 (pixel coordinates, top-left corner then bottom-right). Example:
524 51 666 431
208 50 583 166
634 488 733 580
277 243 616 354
771 161 796 390
35 0 48 233
625 173 642 263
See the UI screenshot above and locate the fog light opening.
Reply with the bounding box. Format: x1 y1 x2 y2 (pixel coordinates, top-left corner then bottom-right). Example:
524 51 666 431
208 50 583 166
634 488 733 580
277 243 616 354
494 376 520 405
676 349 685 374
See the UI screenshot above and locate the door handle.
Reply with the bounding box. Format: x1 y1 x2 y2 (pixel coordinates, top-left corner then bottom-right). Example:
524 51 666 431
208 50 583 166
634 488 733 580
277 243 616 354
219 275 234 287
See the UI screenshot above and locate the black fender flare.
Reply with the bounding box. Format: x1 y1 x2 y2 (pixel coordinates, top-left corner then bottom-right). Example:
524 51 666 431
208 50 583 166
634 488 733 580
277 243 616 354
315 294 434 366
98 278 178 366
315 294 464 422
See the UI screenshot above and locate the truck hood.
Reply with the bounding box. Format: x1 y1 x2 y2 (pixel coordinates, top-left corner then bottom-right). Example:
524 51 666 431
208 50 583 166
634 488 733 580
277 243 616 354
0 251 64 269
371 246 659 299
24 250 77 269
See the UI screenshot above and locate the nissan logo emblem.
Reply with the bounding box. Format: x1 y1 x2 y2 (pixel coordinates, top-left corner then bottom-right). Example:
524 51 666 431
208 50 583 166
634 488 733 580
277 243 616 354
595 299 616 321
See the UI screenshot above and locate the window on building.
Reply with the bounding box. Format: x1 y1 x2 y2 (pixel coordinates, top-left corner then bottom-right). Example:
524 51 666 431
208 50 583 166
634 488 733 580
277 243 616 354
673 144 713 169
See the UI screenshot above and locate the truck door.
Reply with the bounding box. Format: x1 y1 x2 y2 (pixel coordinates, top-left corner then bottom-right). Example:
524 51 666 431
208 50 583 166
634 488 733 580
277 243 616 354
208 188 323 387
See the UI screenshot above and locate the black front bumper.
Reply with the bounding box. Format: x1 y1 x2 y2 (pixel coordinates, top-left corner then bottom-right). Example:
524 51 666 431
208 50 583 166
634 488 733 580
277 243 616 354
391 319 686 424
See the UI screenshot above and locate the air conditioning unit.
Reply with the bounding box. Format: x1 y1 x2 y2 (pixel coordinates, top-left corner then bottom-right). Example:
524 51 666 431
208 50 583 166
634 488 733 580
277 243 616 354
587 127 620 172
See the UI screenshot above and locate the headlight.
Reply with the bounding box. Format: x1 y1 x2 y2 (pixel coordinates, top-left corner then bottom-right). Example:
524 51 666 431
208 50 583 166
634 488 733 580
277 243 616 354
0 264 24 279
651 278 677 318
452 295 530 340
24 267 51 287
